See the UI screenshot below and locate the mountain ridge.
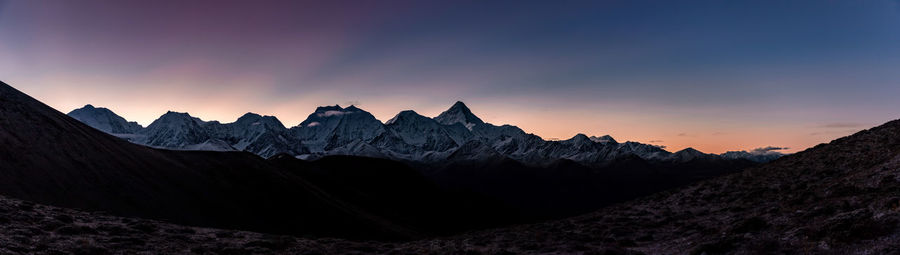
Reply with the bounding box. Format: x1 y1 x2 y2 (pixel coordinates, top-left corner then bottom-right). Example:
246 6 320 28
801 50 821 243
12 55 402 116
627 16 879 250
68 104 143 134
68 101 785 166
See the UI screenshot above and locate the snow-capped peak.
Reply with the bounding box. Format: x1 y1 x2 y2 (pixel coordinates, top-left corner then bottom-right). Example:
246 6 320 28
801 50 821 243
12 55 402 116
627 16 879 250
434 101 484 130
67 104 143 134
676 147 704 155
314 105 343 112
293 104 386 153
667 147 712 162
345 105 363 112
589 135 617 144
154 111 205 126
139 111 210 148
299 104 377 126
720 147 786 163
569 133 592 143
235 112 286 130
238 112 263 120
385 110 425 125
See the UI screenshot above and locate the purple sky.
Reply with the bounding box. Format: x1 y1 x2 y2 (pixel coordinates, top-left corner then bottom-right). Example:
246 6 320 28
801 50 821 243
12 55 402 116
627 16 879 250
2 0 900 153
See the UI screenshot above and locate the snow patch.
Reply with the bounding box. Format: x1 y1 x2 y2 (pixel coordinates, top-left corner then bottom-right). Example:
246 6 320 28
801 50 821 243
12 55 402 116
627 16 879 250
317 110 349 117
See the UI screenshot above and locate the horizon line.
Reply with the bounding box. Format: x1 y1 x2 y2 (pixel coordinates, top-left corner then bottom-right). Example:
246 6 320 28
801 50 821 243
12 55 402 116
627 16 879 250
68 103 795 155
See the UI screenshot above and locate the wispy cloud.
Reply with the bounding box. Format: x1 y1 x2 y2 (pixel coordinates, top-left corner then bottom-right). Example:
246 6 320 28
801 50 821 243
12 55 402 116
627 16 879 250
810 129 858 136
725 146 789 155
648 140 664 143
750 146 789 154
820 122 864 128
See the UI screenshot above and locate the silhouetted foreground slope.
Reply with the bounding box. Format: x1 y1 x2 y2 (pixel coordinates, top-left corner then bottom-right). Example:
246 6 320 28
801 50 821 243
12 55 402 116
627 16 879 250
0 81 413 240
0 196 356 254
427 155 755 220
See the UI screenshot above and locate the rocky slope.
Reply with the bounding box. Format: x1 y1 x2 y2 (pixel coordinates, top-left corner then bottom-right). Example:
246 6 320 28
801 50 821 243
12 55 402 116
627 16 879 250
2 193 453 255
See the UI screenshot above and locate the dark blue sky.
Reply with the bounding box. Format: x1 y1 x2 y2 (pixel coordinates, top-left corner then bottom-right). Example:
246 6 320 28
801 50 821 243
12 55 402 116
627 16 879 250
1 0 898 152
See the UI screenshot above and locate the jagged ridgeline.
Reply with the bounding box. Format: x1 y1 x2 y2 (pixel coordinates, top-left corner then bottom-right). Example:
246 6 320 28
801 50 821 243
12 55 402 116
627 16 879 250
68 101 784 165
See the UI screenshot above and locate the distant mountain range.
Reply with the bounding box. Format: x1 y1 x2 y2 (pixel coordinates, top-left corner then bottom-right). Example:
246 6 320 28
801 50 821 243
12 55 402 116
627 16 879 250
68 101 784 165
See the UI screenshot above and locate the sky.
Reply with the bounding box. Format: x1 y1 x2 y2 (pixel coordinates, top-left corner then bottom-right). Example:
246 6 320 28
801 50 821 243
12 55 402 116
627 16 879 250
1 0 899 154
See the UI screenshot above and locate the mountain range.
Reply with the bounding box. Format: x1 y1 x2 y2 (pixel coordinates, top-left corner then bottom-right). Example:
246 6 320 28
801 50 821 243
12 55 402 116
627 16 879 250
66 99 781 221
1 78 896 253
68 101 784 165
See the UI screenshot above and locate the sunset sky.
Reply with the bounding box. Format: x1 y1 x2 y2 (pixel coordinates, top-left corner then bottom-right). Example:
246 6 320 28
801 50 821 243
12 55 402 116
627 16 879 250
2 0 900 153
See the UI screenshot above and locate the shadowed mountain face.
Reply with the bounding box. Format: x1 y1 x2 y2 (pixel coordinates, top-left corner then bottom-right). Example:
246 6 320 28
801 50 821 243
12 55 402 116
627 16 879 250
429 153 757 220
268 154 519 235
0 81 416 240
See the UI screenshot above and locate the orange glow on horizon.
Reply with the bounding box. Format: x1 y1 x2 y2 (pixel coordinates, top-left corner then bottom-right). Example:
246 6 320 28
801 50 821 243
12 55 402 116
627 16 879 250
8 74 869 155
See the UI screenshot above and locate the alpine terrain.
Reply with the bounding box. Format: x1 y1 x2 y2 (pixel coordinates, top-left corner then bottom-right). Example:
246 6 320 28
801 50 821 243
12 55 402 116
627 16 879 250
0 79 897 253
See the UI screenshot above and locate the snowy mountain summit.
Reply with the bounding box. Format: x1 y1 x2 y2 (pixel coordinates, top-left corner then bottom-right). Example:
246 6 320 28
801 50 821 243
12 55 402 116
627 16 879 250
434 101 484 130
68 105 143 134
292 104 386 154
68 102 784 165
139 111 210 148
